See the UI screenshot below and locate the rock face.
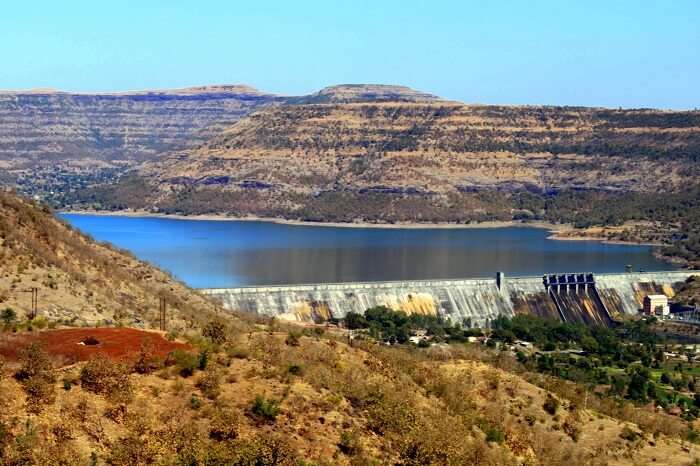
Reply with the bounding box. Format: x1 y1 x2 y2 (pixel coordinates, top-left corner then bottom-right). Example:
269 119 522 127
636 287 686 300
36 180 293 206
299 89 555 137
0 85 279 167
144 101 700 198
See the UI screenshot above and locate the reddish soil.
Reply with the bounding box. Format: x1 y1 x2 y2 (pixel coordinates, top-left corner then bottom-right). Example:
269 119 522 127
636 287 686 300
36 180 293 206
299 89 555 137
0 327 189 367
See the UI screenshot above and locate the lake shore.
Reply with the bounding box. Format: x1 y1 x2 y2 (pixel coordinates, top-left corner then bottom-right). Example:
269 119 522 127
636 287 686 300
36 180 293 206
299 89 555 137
60 209 665 247
61 209 570 231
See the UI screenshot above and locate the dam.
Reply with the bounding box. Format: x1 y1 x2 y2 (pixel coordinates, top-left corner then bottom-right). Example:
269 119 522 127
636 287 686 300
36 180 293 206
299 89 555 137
201 270 698 327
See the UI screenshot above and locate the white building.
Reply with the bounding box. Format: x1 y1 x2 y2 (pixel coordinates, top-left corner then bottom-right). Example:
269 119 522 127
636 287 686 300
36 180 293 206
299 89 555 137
643 294 670 316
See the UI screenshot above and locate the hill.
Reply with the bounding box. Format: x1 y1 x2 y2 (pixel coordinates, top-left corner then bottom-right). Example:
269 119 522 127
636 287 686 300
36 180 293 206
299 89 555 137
4 84 700 264
64 96 700 265
288 83 441 103
0 192 698 464
0 85 277 167
0 190 217 328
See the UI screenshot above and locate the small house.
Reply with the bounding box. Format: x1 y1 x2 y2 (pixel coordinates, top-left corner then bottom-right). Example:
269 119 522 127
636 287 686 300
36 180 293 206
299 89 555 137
643 294 670 317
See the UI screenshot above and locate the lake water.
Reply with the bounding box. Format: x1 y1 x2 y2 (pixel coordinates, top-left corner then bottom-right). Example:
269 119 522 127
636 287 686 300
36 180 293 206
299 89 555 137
60 214 677 288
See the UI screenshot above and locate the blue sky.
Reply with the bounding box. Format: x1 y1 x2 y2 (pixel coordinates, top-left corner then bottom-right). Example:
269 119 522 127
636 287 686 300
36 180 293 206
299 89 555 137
1 0 698 108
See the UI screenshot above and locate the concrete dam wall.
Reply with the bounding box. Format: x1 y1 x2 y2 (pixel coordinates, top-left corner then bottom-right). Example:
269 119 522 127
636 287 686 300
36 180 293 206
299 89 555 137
201 271 698 327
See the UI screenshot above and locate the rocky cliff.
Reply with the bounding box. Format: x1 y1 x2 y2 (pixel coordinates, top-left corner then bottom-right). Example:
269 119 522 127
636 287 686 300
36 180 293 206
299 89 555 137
0 85 279 168
145 102 700 196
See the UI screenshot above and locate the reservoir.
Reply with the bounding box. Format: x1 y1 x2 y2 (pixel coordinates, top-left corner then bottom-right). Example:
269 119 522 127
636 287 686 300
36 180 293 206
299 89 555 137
60 214 677 289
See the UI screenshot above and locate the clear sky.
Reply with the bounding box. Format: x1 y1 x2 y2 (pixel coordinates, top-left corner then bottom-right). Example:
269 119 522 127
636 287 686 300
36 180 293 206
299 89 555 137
1 0 698 108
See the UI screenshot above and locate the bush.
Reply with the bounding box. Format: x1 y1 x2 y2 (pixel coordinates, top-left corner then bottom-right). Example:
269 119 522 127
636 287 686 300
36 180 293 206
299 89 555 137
287 364 303 376
79 356 133 403
209 407 240 441
251 395 280 423
169 349 199 377
543 394 560 416
344 312 368 329
202 319 228 345
285 331 301 347
15 342 56 411
198 350 209 370
189 395 202 410
338 430 361 455
484 426 505 444
196 369 221 399
133 340 160 374
209 433 297 465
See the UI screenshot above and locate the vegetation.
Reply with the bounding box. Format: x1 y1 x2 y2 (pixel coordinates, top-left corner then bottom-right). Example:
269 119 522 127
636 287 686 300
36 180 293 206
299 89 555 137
79 355 133 403
490 314 700 418
343 306 479 343
14 343 56 412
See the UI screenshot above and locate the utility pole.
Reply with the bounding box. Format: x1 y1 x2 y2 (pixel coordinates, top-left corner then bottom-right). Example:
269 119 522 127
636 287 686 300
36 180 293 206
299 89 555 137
159 297 167 331
20 287 38 320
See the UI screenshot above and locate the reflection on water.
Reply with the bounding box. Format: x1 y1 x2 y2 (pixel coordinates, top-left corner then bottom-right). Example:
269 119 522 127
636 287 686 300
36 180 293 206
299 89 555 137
60 214 677 288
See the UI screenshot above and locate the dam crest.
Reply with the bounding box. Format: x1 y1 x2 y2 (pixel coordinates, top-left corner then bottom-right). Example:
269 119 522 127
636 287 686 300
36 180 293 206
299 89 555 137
201 271 698 327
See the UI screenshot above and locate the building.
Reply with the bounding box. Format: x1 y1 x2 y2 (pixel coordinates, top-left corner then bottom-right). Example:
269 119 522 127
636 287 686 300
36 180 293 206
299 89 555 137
643 294 670 317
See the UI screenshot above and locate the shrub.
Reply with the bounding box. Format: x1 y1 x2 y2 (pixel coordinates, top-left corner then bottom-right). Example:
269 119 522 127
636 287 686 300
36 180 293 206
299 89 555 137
620 426 640 442
198 350 208 370
338 430 361 455
543 394 560 416
484 426 505 444
209 407 240 441
344 312 368 329
285 331 301 347
208 433 297 465
133 340 160 374
189 395 202 410
196 369 221 399
251 395 280 423
61 373 78 391
202 319 228 345
79 355 133 403
15 342 56 411
169 349 199 377
227 346 249 360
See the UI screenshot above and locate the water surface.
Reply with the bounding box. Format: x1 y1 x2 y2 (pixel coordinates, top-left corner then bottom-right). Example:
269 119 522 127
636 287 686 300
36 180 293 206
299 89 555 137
60 214 677 288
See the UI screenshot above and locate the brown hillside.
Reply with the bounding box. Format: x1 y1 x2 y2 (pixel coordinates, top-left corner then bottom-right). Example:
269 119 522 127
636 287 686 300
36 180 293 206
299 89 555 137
0 190 216 327
146 102 700 195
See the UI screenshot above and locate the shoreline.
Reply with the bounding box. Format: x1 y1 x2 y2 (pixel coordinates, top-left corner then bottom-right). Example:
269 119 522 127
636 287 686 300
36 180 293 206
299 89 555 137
59 209 665 247
60 209 570 232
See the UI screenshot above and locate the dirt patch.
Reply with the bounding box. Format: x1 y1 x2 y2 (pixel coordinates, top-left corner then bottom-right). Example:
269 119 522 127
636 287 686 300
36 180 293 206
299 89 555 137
0 328 189 367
